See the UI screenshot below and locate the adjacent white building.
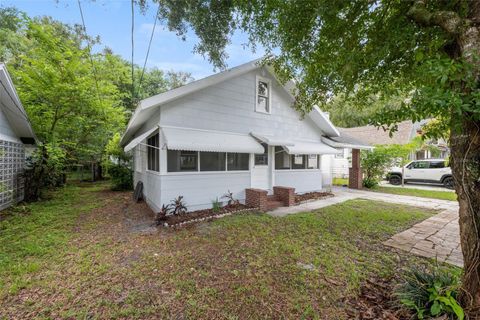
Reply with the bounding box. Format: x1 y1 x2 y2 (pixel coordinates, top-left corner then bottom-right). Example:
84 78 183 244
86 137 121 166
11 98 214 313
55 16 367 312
0 63 36 210
121 59 364 211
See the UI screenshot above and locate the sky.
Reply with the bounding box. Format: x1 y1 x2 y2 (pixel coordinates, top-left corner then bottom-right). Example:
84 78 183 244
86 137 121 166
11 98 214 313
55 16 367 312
2 0 266 79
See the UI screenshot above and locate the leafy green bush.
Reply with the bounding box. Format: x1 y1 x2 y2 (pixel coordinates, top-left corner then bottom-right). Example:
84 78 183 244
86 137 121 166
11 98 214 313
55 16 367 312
108 164 133 191
362 176 378 188
396 265 464 319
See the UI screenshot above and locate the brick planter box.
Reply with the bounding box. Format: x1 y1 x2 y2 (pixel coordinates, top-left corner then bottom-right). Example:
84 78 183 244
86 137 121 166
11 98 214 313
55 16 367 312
245 188 268 211
273 186 295 207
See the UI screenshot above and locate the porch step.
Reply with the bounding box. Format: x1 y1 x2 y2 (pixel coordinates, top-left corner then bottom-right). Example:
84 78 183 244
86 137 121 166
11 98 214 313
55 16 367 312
266 200 284 211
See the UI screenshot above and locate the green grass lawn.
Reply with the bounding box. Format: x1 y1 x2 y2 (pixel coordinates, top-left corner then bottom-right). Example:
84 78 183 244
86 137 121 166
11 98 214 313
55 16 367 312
371 186 457 201
0 182 460 319
333 177 348 186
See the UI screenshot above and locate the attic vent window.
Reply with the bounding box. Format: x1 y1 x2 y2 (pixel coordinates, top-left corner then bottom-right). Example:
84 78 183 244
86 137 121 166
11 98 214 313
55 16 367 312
256 76 271 114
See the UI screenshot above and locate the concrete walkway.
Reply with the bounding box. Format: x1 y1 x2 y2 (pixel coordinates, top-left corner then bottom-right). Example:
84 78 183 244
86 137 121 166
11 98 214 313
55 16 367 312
379 180 455 192
268 187 462 267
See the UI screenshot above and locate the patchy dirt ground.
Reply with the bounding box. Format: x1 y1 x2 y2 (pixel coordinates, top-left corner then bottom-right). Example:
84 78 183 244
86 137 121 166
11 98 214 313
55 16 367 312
0 182 459 319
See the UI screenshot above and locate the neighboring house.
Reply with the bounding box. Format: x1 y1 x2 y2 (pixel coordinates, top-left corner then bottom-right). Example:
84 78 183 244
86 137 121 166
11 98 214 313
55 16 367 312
121 59 367 212
0 63 36 210
332 120 449 178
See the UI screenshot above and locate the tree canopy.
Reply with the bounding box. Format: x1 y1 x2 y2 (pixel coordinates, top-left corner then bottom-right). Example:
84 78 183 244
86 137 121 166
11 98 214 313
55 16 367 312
0 7 193 166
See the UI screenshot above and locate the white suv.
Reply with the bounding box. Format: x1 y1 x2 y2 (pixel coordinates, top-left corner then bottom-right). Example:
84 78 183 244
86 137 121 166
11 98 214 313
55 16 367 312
387 159 454 189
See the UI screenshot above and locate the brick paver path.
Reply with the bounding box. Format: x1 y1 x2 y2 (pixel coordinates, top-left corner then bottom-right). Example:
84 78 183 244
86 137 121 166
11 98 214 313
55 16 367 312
270 187 462 267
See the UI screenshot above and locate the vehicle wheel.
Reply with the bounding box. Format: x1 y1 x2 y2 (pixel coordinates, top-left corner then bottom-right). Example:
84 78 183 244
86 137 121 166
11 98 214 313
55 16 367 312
443 176 454 189
389 175 402 185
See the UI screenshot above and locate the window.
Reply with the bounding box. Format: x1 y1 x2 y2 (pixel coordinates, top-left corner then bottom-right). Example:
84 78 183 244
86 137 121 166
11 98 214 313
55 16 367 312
334 148 345 159
147 134 159 172
200 152 226 171
408 161 429 169
275 146 291 169
307 155 319 169
429 161 445 169
227 153 249 171
254 143 268 165
167 150 198 172
275 147 320 170
291 155 306 169
167 151 249 172
256 77 270 113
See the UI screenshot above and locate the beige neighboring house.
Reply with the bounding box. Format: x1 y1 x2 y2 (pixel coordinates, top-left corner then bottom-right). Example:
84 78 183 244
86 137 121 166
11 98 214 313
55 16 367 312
332 120 449 178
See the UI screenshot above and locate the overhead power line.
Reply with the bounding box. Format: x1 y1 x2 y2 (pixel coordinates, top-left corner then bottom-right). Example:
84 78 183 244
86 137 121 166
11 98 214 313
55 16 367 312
131 0 135 103
139 3 161 90
77 0 102 105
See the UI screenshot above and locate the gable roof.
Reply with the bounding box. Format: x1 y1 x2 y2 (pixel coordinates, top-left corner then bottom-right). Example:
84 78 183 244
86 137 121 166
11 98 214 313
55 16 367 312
121 59 339 146
339 120 418 146
0 63 36 144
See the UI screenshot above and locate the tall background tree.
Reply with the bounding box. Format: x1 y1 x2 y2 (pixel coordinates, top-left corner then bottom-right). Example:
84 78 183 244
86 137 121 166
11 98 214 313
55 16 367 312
0 6 192 188
141 0 480 315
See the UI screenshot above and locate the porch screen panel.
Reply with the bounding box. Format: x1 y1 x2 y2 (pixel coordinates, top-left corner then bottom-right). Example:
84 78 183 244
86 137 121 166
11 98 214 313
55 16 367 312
147 134 159 172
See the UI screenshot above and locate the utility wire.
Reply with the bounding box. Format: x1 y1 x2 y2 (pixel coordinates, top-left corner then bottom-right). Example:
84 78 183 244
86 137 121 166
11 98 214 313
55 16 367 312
131 0 135 103
77 0 102 105
139 3 161 90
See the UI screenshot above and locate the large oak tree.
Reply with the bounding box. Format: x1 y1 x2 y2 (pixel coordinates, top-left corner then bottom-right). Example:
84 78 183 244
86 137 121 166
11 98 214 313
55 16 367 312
143 0 480 316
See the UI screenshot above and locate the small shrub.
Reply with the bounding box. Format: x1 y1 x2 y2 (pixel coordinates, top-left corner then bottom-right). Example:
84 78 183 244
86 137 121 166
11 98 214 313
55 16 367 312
222 190 239 206
396 265 464 320
108 164 133 191
362 177 378 189
212 198 222 212
171 196 187 215
155 204 172 225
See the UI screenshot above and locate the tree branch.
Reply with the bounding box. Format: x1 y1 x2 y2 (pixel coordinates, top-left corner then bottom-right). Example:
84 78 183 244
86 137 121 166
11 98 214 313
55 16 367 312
407 0 464 35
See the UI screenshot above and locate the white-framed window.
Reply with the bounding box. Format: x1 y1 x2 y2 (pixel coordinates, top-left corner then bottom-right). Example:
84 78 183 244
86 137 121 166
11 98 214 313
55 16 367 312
147 133 159 172
274 146 319 170
254 143 269 166
255 76 271 114
167 150 250 172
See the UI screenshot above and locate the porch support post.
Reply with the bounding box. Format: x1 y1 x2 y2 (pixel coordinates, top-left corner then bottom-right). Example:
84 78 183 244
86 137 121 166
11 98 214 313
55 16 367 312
348 148 363 189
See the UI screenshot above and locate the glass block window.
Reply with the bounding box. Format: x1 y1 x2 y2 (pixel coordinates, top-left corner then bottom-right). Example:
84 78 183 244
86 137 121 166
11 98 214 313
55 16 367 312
0 140 25 210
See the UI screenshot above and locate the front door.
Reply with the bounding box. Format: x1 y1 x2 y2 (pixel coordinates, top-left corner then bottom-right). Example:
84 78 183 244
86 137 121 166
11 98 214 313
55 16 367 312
251 143 271 190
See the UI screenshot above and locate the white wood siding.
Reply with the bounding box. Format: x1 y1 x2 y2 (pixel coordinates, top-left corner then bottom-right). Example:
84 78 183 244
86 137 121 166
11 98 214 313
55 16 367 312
274 170 323 193
133 67 336 211
159 172 251 211
159 68 323 140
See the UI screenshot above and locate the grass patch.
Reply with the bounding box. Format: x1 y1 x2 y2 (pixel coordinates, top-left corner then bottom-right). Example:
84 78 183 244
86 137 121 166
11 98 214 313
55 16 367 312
333 177 348 186
371 186 457 201
0 182 108 295
0 184 460 319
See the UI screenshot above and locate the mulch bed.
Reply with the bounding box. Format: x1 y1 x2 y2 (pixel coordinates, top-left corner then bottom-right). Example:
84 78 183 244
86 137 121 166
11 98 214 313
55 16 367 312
345 277 411 320
157 204 256 227
295 191 334 204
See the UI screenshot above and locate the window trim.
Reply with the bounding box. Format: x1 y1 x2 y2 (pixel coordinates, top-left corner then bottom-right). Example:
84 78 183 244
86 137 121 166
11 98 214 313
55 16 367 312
166 150 251 174
255 75 272 114
146 132 160 172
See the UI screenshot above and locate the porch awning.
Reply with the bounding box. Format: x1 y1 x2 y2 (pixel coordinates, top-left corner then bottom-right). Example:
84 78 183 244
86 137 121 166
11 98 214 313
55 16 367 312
284 141 341 155
161 127 264 153
124 126 158 152
250 132 294 146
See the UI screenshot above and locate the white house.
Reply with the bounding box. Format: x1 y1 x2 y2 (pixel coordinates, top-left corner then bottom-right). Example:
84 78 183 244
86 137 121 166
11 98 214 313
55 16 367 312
0 63 36 210
121 59 364 212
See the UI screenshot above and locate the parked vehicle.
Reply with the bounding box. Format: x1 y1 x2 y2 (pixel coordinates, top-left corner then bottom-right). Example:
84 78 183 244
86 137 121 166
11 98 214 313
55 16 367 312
387 159 454 189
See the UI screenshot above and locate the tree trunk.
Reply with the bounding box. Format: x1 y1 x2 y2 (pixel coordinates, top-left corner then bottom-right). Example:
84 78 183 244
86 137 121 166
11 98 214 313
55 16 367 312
450 116 480 317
